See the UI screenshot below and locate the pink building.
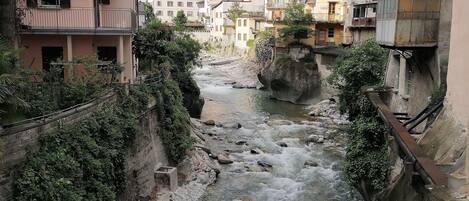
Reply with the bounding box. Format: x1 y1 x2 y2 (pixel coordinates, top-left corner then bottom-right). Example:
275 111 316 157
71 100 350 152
17 0 138 83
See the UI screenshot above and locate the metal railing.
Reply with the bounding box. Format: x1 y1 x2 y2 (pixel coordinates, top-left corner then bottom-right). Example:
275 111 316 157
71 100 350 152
364 87 448 187
21 8 136 33
312 13 344 23
351 17 376 27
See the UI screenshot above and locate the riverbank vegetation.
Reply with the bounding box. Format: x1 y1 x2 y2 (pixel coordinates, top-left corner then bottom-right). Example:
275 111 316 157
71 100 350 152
328 40 390 194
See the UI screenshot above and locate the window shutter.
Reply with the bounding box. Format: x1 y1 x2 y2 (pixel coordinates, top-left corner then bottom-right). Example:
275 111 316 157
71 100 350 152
27 0 38 8
60 0 71 8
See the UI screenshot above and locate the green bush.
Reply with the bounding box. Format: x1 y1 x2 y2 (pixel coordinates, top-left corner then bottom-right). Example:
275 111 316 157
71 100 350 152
328 40 388 120
344 116 389 192
327 40 390 194
13 104 140 200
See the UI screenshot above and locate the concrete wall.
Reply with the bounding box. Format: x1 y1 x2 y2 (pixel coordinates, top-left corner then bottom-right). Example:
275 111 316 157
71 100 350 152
442 0 469 188
120 108 169 201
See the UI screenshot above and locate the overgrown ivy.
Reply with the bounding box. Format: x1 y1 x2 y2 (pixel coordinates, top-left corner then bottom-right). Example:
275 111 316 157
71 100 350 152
328 40 390 194
13 90 144 200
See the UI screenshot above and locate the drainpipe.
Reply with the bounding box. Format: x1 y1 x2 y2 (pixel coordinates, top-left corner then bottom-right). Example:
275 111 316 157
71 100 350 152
94 0 100 29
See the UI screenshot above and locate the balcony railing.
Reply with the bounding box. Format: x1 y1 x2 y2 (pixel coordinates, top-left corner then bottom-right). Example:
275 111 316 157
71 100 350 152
266 1 288 9
351 17 376 27
312 13 344 23
20 8 136 34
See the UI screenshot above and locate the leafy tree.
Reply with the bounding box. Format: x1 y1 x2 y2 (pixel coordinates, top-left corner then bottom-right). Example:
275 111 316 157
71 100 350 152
328 40 390 194
328 40 388 120
0 36 28 117
144 2 156 21
173 10 187 31
227 2 245 23
279 1 313 41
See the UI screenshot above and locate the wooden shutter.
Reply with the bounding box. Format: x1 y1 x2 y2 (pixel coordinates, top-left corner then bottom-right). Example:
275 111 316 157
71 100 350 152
60 0 71 8
27 0 38 8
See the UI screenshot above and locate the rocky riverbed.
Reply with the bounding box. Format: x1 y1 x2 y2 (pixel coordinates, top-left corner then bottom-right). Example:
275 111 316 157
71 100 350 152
166 54 362 201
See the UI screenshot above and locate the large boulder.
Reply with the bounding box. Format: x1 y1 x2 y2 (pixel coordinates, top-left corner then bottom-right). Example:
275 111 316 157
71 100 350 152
258 44 321 104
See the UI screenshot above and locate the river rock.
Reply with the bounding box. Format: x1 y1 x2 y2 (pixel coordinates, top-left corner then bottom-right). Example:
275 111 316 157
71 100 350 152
258 44 321 104
223 122 242 129
306 134 325 144
304 160 319 167
204 120 216 126
250 148 263 154
217 154 233 164
276 141 288 147
235 140 247 145
257 161 273 168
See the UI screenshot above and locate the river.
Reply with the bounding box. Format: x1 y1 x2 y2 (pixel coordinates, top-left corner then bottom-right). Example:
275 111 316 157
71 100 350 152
193 55 362 201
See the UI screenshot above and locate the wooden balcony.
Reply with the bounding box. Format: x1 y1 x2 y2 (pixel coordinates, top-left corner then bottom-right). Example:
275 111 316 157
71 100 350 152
20 8 137 35
312 13 344 24
376 0 441 48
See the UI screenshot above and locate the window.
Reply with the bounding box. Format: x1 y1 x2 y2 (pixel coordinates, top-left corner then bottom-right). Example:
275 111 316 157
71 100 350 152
360 7 366 17
100 0 110 5
238 33 241 40
328 28 334 38
187 11 193 16
353 7 359 18
215 26 218 31
41 47 63 74
255 21 261 31
243 33 247 41
167 10 174 16
167 1 173 6
187 2 193 7
36 0 70 8
156 10 162 16
243 19 247 26
41 0 59 6
177 2 183 7
328 2 336 14
238 19 241 26
157 1 161 6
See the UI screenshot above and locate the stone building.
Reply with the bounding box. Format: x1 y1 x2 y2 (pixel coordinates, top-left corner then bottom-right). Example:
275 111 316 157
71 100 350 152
234 12 265 49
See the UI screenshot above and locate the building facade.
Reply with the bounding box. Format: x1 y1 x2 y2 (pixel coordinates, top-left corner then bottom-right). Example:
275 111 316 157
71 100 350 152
343 0 377 45
152 0 202 23
308 0 346 46
210 0 264 42
234 13 265 49
17 0 138 83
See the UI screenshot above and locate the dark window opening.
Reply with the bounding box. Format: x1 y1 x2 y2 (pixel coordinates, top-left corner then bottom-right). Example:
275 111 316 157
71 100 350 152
41 47 64 81
328 28 334 38
100 0 111 5
97 46 117 64
328 2 336 14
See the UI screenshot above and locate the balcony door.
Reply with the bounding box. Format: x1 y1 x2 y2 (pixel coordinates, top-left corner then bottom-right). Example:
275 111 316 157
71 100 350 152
97 46 117 67
328 2 337 22
41 47 64 80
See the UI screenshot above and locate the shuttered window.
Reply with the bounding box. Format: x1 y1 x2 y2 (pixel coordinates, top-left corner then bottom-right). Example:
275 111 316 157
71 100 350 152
27 0 38 8
60 0 70 8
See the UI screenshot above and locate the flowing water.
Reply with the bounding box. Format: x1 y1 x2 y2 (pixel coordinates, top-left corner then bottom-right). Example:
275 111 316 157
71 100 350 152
194 56 362 201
